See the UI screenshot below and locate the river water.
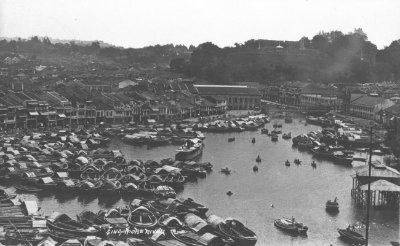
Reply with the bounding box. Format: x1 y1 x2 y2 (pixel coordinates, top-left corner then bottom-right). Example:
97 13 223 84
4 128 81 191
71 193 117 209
3 118 399 245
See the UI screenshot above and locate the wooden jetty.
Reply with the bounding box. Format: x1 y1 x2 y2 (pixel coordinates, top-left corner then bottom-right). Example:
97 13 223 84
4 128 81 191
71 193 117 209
351 161 400 208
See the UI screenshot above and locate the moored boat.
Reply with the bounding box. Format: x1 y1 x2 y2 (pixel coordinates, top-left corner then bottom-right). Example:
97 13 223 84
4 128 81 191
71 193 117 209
175 138 203 161
127 206 158 229
218 218 257 246
333 151 353 166
337 227 366 244
274 217 308 235
282 132 292 139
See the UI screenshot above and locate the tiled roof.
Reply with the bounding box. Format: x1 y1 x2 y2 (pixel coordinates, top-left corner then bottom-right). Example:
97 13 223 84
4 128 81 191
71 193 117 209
384 103 400 116
351 94 389 107
195 85 261 96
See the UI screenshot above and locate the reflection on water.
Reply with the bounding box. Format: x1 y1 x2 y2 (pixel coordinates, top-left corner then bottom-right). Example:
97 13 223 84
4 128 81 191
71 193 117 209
1 118 398 245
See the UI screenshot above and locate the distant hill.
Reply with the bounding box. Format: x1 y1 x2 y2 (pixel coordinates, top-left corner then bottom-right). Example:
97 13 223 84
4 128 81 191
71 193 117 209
0 36 192 67
171 29 400 84
0 36 118 48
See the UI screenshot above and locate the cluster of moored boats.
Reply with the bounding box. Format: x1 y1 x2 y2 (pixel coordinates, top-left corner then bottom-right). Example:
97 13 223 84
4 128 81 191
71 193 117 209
122 128 205 147
0 130 213 199
292 128 390 166
193 115 270 133
0 190 258 246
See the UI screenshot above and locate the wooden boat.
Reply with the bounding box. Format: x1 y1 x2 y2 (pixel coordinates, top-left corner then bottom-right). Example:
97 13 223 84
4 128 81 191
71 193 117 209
180 198 209 215
175 138 203 161
219 218 257 246
333 152 353 166
101 167 123 180
57 179 80 192
121 183 139 195
228 137 235 142
47 230 87 243
164 173 185 188
274 218 308 235
98 179 121 195
0 189 17 201
337 227 366 244
326 197 339 212
60 239 83 246
80 166 100 181
137 181 155 195
271 134 278 142
15 185 43 193
284 116 293 123
253 165 258 172
311 161 317 168
77 210 107 226
285 160 290 167
6 229 47 245
271 129 282 134
83 236 103 246
154 185 176 199
117 205 131 218
78 181 100 194
220 168 231 175
171 229 224 246
47 212 100 236
256 155 261 163
251 137 256 144
311 147 333 159
282 132 292 139
158 213 184 229
127 206 158 229
34 177 58 190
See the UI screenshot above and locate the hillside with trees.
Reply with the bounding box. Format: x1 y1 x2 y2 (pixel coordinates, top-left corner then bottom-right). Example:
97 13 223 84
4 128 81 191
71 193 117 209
0 36 193 68
171 29 400 84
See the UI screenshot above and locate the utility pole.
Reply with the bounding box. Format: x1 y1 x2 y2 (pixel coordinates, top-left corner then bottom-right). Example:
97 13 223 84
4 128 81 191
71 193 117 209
365 125 373 245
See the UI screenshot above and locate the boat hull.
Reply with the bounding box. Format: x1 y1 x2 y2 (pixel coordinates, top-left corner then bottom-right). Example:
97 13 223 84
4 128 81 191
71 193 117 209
338 229 366 244
175 145 203 161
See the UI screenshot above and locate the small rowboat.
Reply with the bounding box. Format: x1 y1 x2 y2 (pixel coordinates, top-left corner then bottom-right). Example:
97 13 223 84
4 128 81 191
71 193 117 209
326 197 339 212
15 185 43 193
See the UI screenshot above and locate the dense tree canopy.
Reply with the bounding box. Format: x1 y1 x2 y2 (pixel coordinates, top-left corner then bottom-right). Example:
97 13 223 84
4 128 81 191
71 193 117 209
171 29 396 84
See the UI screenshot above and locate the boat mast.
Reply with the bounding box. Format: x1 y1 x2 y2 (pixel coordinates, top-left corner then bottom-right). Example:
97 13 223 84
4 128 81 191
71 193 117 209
365 125 373 245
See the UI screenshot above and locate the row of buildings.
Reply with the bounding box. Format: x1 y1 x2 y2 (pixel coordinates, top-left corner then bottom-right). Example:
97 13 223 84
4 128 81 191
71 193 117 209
0 81 264 129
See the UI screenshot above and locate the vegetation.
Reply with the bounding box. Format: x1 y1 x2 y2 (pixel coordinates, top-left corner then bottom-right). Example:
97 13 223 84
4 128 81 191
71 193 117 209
0 36 192 67
1 29 400 85
171 29 400 84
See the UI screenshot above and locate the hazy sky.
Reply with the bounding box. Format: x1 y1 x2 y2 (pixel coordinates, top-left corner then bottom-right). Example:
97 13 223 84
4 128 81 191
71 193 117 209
1 0 400 49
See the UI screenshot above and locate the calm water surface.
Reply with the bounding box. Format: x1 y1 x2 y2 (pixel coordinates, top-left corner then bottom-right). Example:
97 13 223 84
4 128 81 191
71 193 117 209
3 118 399 245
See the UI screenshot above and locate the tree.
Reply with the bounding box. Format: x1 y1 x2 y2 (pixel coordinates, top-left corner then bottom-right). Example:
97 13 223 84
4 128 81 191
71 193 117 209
312 35 329 51
170 58 186 72
30 36 41 43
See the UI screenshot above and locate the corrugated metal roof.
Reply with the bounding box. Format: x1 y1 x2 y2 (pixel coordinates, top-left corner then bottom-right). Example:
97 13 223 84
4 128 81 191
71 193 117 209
360 179 400 192
355 165 400 179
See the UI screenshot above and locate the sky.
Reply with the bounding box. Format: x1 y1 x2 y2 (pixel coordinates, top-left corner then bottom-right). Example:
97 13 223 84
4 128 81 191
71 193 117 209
1 0 400 49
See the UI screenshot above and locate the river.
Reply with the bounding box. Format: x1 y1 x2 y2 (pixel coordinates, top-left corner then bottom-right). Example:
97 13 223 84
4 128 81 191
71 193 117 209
2 118 398 245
